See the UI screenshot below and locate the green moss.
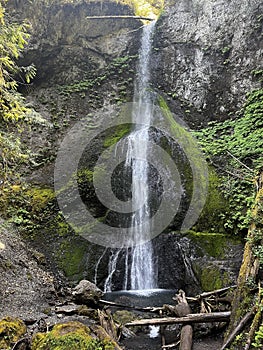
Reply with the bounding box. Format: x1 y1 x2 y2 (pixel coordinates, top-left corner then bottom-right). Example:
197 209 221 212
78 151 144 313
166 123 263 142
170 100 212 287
194 167 229 232
0 316 27 350
32 321 114 350
103 124 131 148
186 231 240 258
199 265 223 291
56 240 87 279
77 169 94 183
158 96 208 231
27 187 55 212
113 310 137 325
193 263 232 292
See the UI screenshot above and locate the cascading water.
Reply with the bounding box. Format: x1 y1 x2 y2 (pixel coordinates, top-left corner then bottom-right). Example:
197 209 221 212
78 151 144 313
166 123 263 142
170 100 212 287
126 21 157 290
100 22 158 292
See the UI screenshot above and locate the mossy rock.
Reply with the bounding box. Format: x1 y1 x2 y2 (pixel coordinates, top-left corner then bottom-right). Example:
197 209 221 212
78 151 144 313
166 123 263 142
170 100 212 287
31 321 114 350
0 316 27 349
186 231 240 258
197 264 231 291
103 123 131 148
56 239 87 279
113 309 137 325
194 166 229 232
185 231 242 291
113 310 142 333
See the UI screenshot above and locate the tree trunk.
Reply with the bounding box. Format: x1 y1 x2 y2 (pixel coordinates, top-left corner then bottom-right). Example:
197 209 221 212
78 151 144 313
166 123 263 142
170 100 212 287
174 290 193 350
225 171 263 345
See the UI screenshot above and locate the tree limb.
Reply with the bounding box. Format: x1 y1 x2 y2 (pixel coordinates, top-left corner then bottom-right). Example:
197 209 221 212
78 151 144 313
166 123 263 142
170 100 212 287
125 311 231 327
220 308 256 350
86 15 155 21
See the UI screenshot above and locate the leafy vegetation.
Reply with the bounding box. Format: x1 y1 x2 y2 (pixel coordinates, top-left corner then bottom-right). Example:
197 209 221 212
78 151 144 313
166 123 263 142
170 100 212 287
194 89 263 234
0 0 40 188
253 324 263 348
0 0 51 229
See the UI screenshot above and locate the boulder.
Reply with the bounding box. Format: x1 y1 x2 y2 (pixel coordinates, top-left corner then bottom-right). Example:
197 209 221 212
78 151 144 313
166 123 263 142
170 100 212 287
72 280 103 305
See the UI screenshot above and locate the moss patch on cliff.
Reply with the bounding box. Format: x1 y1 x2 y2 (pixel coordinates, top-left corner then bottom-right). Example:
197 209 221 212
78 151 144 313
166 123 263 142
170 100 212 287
103 123 131 147
0 184 55 236
0 316 26 349
194 166 229 232
26 187 55 213
32 321 114 350
197 265 231 291
186 231 241 291
186 231 240 258
56 239 87 280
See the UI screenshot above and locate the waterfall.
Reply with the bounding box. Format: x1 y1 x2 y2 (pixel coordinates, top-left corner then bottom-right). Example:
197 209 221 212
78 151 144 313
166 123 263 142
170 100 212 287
127 21 157 290
102 22 157 292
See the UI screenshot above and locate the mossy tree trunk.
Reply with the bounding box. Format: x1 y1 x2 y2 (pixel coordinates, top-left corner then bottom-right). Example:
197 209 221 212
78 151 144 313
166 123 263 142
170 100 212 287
225 171 263 348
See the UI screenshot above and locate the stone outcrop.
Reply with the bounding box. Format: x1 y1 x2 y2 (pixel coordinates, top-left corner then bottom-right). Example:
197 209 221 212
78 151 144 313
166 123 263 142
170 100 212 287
8 0 141 85
153 0 263 127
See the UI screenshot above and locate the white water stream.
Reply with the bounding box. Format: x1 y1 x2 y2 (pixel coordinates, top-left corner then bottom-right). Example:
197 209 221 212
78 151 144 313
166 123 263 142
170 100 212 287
103 22 158 292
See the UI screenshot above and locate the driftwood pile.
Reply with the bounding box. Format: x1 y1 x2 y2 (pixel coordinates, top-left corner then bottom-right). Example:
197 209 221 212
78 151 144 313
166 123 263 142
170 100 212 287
100 285 236 349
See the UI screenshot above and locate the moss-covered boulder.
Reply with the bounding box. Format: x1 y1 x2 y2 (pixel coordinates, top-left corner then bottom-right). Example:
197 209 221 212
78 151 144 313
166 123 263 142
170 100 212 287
0 316 27 349
31 321 114 350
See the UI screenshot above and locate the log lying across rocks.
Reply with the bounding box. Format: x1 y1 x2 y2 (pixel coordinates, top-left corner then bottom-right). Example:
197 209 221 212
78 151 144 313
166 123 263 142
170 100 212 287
125 311 231 327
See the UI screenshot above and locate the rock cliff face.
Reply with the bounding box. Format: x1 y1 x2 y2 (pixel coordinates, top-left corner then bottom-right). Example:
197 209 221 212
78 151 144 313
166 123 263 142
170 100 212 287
4 0 259 292
7 0 142 184
153 0 263 126
10 0 140 85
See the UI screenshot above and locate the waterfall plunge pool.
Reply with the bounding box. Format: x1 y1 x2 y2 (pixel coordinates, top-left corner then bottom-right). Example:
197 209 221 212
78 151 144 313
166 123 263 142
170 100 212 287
102 288 177 308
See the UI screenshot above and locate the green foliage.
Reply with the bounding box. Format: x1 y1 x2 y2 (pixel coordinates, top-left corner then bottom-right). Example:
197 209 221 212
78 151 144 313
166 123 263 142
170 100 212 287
194 89 263 234
252 68 263 81
0 184 55 235
0 0 40 190
132 0 164 18
56 54 136 113
59 55 136 98
0 1 36 122
252 324 263 348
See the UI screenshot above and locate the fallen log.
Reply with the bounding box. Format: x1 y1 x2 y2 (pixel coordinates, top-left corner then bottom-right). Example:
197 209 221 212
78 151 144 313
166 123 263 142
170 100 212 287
98 309 120 341
125 311 231 327
86 15 155 21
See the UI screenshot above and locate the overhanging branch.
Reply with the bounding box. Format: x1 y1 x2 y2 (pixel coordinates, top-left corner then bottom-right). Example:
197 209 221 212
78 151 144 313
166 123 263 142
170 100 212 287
86 15 155 21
